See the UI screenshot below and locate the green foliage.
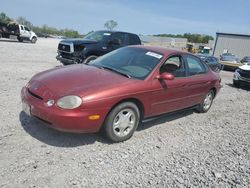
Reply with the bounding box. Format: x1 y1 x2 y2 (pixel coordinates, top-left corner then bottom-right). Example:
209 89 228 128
32 24 83 38
0 12 12 23
154 33 214 43
16 16 33 28
104 20 118 30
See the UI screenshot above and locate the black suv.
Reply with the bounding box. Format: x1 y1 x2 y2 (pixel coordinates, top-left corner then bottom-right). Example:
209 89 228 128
56 30 141 65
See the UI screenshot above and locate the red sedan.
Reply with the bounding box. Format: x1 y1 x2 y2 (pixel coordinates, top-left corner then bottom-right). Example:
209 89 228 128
21 46 222 142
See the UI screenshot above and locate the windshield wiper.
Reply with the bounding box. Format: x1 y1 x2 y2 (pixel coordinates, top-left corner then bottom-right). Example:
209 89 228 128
98 66 131 78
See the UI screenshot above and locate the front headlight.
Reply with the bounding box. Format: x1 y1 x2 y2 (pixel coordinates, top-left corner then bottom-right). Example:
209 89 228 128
233 69 240 80
57 95 82 109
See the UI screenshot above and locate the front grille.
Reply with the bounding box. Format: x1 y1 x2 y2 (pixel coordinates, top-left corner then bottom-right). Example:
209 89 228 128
58 43 71 52
60 52 74 59
34 116 52 125
239 70 250 79
28 89 43 100
239 76 250 82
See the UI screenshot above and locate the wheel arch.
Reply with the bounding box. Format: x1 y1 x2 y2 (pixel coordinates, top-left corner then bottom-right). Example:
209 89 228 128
210 87 217 97
108 98 145 120
84 50 100 58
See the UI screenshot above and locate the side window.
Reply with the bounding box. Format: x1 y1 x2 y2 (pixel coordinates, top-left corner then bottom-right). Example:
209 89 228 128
111 33 126 46
128 34 140 45
206 57 212 63
24 27 30 31
20 26 24 30
212 57 219 64
186 55 207 76
206 57 216 64
160 55 186 77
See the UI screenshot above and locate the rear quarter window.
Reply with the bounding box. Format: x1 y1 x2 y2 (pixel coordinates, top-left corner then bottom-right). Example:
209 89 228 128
127 34 141 45
111 32 126 45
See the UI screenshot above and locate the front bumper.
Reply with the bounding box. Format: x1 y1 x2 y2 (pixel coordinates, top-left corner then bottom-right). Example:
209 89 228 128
220 61 242 69
56 55 76 65
21 87 108 133
233 71 250 86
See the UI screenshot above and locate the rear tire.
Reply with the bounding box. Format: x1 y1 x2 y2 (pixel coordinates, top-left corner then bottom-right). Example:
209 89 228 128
18 37 23 42
83 55 98 64
103 102 140 142
196 90 214 113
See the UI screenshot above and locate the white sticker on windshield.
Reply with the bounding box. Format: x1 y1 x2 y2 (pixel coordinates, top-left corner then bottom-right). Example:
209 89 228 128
103 33 111 36
146 52 163 59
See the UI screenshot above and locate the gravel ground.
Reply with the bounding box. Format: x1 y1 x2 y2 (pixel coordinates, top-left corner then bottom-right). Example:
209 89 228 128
0 38 249 188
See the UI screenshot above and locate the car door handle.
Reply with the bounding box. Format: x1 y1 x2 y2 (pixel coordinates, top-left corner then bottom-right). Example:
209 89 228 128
204 81 211 85
181 84 187 87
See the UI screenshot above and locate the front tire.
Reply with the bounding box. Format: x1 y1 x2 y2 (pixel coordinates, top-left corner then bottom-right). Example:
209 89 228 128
31 37 37 43
83 55 98 64
103 102 140 142
196 90 214 113
233 80 240 88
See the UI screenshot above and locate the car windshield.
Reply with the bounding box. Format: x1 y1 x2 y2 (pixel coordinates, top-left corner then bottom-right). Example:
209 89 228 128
83 31 111 42
89 47 163 80
196 54 207 60
221 55 238 61
243 56 250 62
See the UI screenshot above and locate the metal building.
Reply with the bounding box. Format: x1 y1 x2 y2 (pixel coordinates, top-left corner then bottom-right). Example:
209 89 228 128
213 32 250 59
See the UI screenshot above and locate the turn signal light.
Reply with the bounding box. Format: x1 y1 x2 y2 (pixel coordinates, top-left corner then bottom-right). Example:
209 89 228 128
88 115 100 120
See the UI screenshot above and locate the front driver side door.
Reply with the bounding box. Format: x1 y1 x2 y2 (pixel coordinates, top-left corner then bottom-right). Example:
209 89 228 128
151 54 192 116
20 26 30 38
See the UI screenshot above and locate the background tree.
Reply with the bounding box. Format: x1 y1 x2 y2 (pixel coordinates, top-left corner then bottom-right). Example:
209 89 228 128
16 16 33 29
0 12 12 23
104 20 118 30
155 33 214 43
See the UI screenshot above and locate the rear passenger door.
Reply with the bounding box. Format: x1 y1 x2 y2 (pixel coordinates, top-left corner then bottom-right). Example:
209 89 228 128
183 55 211 106
109 32 126 51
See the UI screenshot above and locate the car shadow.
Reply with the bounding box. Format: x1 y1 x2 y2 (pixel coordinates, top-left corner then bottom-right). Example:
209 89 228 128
19 111 110 147
54 65 63 68
19 108 195 147
138 108 194 131
0 39 30 43
225 83 250 91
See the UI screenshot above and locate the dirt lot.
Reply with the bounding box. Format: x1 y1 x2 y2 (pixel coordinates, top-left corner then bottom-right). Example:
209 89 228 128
0 38 249 187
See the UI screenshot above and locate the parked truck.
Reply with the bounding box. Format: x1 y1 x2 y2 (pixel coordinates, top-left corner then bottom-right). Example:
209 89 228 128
56 30 141 65
0 21 37 43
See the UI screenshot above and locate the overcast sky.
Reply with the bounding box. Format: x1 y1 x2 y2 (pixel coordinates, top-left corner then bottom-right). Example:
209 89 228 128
1 0 250 36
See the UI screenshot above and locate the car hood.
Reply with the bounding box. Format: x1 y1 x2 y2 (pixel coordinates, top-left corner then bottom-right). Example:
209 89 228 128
60 38 98 45
29 65 135 98
239 64 250 71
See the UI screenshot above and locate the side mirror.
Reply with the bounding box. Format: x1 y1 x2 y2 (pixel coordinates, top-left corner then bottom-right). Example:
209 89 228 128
156 72 175 80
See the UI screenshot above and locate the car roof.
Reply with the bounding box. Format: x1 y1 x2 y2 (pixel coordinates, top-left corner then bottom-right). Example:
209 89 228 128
197 54 215 58
130 45 188 56
95 30 138 35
